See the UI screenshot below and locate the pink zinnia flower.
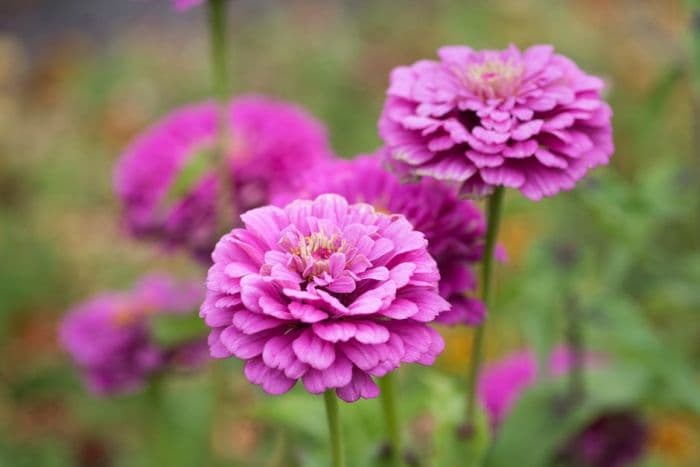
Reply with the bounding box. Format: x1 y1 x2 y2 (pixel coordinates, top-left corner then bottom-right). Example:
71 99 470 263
173 0 204 11
200 194 449 401
60 275 205 395
274 153 487 326
379 44 613 200
114 96 333 261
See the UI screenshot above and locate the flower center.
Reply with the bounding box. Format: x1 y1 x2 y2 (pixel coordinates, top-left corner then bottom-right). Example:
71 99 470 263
463 58 524 99
291 231 346 278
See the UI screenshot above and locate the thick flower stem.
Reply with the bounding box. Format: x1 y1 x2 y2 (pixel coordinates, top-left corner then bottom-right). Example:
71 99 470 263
207 0 237 233
465 186 505 430
324 391 346 467
379 373 404 467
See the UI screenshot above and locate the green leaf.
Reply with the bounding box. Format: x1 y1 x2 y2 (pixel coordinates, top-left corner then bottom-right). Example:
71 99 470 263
163 149 215 206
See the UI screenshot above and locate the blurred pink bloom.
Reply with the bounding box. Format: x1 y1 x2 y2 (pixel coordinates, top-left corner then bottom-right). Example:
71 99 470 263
379 44 613 200
113 96 333 262
60 275 204 395
200 194 449 401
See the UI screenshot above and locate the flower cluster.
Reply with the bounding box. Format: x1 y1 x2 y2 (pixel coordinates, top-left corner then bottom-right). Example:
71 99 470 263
275 153 487 326
200 194 449 401
104 34 616 424
114 95 333 262
379 44 613 200
60 275 205 395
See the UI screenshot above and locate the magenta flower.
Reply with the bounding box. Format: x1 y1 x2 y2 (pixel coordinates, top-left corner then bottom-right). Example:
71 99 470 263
173 0 204 11
114 96 333 261
379 44 613 200
60 275 205 395
275 153 487 326
200 194 449 401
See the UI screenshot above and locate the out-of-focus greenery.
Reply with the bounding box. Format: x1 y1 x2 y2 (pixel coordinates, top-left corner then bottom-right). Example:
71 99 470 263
1 0 699 466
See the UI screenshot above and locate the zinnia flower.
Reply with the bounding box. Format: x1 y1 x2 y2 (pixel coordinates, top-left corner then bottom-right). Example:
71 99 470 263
200 194 449 402
479 348 646 467
274 153 487 326
60 275 205 395
379 44 613 200
173 0 204 11
114 95 332 262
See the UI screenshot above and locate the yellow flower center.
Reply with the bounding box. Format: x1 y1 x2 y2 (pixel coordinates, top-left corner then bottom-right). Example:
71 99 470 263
290 231 347 278
461 58 525 99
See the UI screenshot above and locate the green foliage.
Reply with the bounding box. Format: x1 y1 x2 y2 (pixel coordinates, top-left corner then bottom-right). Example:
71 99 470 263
151 309 208 347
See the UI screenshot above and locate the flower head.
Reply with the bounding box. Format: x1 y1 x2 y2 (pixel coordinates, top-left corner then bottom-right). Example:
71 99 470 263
379 44 613 200
200 194 449 401
114 95 333 261
60 275 204 395
275 153 487 326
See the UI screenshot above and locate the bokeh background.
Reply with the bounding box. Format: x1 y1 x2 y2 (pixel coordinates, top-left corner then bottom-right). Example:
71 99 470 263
1 0 699 466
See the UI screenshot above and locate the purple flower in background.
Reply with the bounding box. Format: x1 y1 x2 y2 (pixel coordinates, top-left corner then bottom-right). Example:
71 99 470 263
478 348 645 467
557 411 647 467
60 275 204 395
200 194 449 402
114 96 333 262
275 153 487 326
379 44 613 200
173 0 204 11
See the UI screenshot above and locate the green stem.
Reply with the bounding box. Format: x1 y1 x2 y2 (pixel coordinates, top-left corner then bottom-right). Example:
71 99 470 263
465 186 505 429
208 0 230 100
323 391 346 467
379 373 404 467
146 377 168 467
207 0 237 232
